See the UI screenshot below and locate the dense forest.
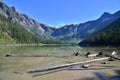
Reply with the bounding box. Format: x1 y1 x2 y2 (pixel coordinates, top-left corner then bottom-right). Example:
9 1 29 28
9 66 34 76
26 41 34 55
0 14 44 44
79 18 120 46
0 14 63 44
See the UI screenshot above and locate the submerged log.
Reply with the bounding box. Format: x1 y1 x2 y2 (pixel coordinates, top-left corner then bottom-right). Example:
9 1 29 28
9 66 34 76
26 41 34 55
81 64 91 68
85 52 91 58
96 52 104 57
73 51 80 56
109 56 120 61
5 54 14 57
100 62 109 64
28 57 110 73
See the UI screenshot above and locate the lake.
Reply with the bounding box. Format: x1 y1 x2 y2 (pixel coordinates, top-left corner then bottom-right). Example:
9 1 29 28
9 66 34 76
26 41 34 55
0 45 119 57
0 45 120 80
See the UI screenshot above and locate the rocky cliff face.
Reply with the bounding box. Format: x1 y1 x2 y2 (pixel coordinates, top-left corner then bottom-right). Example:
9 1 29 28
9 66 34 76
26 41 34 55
0 1 120 43
0 1 53 40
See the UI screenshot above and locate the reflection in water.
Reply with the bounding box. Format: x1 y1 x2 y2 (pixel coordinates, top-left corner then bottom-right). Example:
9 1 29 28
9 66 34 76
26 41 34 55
0 45 83 57
0 45 120 57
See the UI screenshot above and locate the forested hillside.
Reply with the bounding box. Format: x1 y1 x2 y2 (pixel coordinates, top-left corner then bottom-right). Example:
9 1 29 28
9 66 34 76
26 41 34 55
1 1 120 43
0 14 43 44
79 18 120 46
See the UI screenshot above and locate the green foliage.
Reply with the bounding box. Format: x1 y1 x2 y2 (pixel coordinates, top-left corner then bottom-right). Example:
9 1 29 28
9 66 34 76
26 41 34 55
79 18 120 46
0 14 65 44
0 14 42 44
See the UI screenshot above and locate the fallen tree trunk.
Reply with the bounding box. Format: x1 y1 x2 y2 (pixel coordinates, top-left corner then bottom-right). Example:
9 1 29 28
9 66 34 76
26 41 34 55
111 56 120 60
28 57 110 73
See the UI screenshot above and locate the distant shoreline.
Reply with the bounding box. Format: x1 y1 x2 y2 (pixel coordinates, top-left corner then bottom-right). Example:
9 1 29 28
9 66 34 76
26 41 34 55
0 43 74 47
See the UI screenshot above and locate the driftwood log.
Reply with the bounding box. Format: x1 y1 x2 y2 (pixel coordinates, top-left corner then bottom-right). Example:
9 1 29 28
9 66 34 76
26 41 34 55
28 57 110 73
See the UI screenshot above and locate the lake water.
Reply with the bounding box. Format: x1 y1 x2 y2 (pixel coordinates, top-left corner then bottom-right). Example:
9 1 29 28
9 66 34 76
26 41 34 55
0 45 119 57
0 45 120 80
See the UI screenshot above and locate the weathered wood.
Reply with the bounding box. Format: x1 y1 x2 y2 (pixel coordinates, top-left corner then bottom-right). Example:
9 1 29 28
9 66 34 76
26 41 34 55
28 57 110 73
5 54 14 57
88 54 98 57
111 56 120 60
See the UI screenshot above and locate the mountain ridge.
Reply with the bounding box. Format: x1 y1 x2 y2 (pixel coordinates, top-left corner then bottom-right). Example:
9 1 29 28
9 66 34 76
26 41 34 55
79 18 120 46
0 1 120 43
51 10 120 42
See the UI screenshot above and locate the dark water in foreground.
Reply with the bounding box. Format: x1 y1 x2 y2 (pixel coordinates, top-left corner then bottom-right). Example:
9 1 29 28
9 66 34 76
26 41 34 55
113 77 120 80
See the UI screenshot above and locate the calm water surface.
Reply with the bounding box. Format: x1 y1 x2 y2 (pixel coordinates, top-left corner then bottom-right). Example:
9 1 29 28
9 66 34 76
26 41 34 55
0 45 120 80
0 45 120 57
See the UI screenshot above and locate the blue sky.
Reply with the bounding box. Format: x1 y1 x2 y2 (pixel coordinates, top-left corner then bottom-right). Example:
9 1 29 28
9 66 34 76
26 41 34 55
4 0 120 27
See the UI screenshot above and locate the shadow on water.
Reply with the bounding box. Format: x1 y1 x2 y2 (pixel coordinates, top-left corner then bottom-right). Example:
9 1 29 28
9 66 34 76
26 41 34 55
112 77 120 80
114 70 120 75
112 70 120 80
74 72 108 80
75 77 97 80
31 68 66 77
93 72 108 80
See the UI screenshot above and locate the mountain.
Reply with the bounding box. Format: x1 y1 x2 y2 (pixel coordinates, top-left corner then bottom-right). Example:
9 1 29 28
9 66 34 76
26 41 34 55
51 11 120 42
0 1 53 40
0 1 61 44
0 13 63 44
79 18 120 46
0 14 42 44
0 1 120 44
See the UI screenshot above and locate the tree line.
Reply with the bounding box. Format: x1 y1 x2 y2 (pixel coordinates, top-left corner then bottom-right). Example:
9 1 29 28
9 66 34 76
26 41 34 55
0 14 64 44
79 18 120 46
